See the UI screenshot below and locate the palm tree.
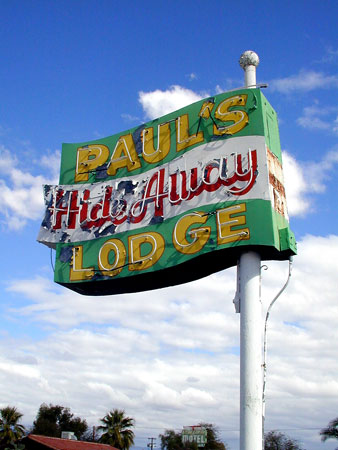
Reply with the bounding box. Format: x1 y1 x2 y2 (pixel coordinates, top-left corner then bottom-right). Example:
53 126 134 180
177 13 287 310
320 417 338 448
98 409 134 450
0 406 25 449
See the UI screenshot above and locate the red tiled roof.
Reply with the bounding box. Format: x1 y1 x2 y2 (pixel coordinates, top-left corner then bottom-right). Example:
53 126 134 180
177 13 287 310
25 434 118 450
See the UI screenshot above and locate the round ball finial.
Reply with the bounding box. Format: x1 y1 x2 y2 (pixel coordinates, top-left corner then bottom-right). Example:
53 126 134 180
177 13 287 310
239 50 260 69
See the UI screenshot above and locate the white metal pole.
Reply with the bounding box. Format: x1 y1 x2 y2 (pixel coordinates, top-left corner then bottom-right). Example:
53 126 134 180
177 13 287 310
239 252 262 450
238 51 262 450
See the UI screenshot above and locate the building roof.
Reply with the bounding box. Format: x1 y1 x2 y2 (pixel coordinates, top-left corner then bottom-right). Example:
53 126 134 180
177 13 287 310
24 434 118 450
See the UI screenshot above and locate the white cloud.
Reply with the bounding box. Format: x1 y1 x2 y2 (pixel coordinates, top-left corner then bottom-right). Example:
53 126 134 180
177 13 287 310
305 149 338 192
2 234 338 450
270 70 338 93
7 270 238 350
121 113 141 123
316 46 338 65
215 78 242 94
39 150 61 180
282 152 309 216
186 73 197 81
297 104 338 134
0 147 59 230
282 148 338 216
138 85 207 120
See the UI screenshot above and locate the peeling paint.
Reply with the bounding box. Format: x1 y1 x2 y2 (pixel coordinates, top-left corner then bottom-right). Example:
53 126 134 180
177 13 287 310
37 137 268 247
95 163 108 180
133 124 146 155
59 246 73 263
149 215 164 225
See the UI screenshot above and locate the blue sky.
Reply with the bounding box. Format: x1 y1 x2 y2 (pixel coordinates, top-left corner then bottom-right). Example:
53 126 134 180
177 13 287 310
1 1 338 450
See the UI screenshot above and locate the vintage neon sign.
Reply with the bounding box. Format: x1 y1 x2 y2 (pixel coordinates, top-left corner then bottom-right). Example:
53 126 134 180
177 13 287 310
38 88 296 295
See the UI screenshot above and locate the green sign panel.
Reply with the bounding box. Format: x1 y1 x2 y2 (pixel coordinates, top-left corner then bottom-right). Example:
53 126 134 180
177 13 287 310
38 88 296 295
182 427 207 447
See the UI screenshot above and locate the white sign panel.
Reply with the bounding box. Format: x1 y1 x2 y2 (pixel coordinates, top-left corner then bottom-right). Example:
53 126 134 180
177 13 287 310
38 136 270 247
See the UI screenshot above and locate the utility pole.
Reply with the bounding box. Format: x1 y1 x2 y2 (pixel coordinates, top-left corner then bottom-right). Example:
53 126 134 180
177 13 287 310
147 437 156 450
238 50 263 450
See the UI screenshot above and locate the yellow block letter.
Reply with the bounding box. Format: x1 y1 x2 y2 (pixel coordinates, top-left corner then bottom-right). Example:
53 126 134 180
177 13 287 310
198 100 215 119
176 114 204 152
128 232 165 271
98 238 126 277
107 134 141 176
69 245 95 281
142 122 171 164
213 95 248 136
216 203 250 245
173 212 211 254
75 145 110 182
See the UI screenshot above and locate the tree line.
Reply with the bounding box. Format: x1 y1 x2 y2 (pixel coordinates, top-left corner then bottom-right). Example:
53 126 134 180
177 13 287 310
0 404 338 450
0 405 134 450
